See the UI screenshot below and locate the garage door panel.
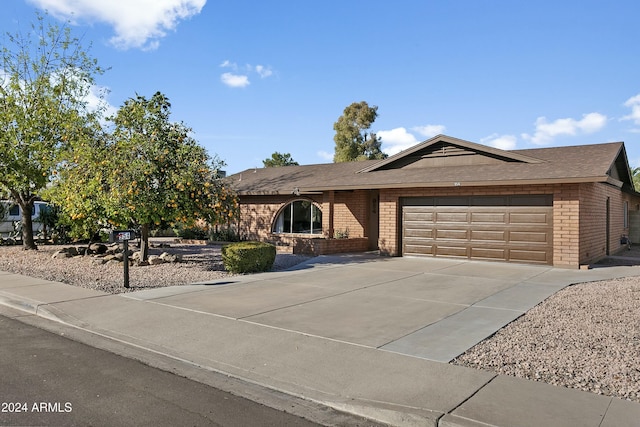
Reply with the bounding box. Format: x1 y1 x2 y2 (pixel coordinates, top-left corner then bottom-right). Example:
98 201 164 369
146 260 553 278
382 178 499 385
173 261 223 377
471 247 506 260
404 219 433 230
509 212 550 225
404 228 433 238
402 195 553 265
470 212 507 224
435 245 468 258
436 229 468 240
510 231 550 243
509 249 550 263
404 243 434 255
471 230 506 242
435 212 468 223
404 212 434 222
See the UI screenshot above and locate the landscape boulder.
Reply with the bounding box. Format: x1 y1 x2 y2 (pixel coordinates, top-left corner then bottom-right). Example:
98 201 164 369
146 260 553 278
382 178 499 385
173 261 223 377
159 252 182 263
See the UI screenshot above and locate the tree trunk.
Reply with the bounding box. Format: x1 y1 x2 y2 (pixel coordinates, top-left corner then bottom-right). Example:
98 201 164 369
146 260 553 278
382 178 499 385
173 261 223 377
140 224 150 262
87 230 101 253
20 202 37 250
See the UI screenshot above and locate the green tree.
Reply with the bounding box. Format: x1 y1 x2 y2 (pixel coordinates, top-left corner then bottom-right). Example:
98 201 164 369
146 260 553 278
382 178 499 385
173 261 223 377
107 91 233 261
43 124 112 246
632 166 640 192
0 13 105 249
262 152 299 167
333 101 387 162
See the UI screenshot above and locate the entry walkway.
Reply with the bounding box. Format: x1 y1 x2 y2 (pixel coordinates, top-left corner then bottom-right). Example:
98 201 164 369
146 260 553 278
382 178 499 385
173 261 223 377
1 255 640 426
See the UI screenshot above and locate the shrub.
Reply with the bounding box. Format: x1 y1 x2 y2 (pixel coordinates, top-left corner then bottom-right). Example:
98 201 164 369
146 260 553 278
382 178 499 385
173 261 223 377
210 226 240 242
334 228 350 239
175 223 208 240
221 241 276 274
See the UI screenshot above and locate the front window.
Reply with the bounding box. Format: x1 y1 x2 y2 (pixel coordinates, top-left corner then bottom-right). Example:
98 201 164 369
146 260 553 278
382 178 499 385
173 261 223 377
273 200 322 234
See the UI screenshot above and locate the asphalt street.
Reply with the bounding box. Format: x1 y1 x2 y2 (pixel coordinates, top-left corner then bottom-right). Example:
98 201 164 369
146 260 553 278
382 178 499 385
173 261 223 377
0 314 322 427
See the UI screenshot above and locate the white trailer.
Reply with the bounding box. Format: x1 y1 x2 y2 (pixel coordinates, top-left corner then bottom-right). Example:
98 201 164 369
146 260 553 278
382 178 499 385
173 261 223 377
0 201 48 235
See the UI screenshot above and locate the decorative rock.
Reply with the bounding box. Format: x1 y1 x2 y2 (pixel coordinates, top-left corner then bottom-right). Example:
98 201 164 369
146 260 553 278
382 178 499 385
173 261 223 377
94 244 108 254
92 257 107 265
102 254 117 262
148 255 164 265
66 247 79 256
52 250 72 259
159 252 181 263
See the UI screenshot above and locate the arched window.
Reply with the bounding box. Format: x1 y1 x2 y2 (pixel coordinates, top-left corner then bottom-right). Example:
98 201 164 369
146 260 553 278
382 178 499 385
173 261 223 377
273 200 322 235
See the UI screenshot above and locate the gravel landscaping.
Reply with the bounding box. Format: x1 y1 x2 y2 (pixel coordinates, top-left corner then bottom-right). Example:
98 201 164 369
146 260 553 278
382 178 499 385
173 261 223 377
0 240 311 294
452 276 640 403
1 241 639 404
451 247 640 404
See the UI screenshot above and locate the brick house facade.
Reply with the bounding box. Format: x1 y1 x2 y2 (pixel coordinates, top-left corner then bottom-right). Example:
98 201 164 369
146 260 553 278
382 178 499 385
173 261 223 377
230 136 640 268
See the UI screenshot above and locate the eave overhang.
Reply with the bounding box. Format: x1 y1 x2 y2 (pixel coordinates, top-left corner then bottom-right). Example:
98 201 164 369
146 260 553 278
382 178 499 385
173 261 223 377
236 175 613 196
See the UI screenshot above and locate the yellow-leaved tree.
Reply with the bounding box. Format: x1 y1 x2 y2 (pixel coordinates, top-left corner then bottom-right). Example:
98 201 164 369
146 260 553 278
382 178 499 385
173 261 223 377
47 91 237 261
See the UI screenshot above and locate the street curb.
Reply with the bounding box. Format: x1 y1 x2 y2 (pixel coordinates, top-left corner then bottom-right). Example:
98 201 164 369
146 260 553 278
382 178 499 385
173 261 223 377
0 298 393 427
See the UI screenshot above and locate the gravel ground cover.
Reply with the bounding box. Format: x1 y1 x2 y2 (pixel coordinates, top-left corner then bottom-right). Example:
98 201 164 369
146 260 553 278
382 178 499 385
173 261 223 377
1 242 639 403
452 276 640 403
0 241 311 294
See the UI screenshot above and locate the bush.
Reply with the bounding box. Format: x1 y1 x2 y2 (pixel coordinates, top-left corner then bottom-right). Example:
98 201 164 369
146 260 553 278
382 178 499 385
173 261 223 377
210 226 240 242
221 241 276 274
175 224 208 240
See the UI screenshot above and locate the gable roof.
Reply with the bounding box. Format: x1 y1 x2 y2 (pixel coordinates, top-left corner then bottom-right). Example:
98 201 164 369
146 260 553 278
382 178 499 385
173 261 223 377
357 134 545 173
229 135 633 195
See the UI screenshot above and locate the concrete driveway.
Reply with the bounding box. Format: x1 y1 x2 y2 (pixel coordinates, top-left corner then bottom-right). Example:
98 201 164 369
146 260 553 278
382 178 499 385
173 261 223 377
126 253 613 362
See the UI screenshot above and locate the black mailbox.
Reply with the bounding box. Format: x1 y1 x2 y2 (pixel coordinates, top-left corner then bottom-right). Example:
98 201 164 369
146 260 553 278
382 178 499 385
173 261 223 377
109 229 136 243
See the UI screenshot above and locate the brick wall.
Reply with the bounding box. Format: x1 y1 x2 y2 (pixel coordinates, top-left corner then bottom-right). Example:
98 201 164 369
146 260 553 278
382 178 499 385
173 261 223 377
578 182 640 265
240 184 640 267
552 184 580 267
238 195 323 241
292 237 369 255
331 190 367 238
379 190 399 256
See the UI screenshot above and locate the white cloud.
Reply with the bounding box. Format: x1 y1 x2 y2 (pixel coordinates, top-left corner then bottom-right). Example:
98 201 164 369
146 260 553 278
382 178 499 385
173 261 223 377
481 134 517 150
378 127 420 155
622 94 640 125
317 150 333 161
255 65 273 78
219 60 273 88
220 72 249 88
2 66 116 119
28 0 206 50
411 124 446 137
521 112 607 145
85 84 118 118
378 124 446 155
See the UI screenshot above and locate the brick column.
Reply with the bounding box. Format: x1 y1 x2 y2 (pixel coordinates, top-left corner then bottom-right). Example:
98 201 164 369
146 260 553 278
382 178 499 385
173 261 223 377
324 190 334 238
553 187 580 267
378 190 398 255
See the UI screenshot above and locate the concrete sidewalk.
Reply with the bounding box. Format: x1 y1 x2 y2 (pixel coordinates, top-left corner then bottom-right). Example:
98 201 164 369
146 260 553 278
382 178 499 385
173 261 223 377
1 255 640 426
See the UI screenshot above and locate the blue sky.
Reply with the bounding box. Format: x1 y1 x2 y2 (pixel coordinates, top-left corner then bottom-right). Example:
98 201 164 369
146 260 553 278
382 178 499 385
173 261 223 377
3 0 640 173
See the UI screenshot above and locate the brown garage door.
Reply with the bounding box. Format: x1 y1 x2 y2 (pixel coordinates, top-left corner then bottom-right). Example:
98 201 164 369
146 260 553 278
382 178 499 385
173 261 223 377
402 195 553 264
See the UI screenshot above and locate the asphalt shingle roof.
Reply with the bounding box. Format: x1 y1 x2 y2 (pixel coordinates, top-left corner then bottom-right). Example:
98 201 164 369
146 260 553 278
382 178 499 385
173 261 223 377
228 137 629 195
